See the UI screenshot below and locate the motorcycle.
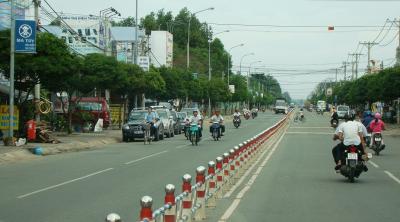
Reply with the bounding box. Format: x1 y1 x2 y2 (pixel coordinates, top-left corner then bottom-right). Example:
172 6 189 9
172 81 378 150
189 123 200 146
370 133 384 155
331 118 338 128
251 112 257 119
300 113 304 121
244 112 250 120
233 116 241 128
211 121 221 141
339 145 369 183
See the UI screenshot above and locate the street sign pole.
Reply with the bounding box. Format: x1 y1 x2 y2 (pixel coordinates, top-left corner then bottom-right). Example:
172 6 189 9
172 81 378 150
9 0 15 140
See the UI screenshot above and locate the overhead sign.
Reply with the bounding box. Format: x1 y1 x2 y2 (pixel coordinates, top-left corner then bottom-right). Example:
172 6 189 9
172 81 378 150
326 87 333 96
0 105 19 130
15 20 36 53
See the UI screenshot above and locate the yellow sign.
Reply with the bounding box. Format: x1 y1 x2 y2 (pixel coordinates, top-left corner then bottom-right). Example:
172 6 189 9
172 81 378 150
0 105 19 130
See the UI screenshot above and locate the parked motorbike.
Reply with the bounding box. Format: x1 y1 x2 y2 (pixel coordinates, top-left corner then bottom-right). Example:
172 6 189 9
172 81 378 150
189 123 200 146
370 133 384 155
233 116 241 128
339 145 369 183
211 122 221 141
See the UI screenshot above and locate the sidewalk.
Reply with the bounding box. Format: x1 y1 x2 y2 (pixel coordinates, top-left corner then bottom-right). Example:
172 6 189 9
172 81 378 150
384 123 400 136
0 129 121 164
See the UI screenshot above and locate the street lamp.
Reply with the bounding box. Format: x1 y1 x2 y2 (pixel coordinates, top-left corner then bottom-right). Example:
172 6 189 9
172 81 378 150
248 60 262 108
208 30 230 81
187 7 214 69
207 29 229 117
227 43 244 85
239 53 254 75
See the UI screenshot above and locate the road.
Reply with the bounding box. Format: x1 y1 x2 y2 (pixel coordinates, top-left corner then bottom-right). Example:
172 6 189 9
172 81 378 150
207 111 400 222
0 111 283 222
1 111 399 222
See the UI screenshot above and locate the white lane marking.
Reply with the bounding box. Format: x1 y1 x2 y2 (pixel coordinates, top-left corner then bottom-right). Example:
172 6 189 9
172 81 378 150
286 132 332 135
219 199 241 221
124 151 168 165
17 168 114 199
176 144 190 149
369 160 379 168
219 131 286 221
290 127 331 129
384 171 400 185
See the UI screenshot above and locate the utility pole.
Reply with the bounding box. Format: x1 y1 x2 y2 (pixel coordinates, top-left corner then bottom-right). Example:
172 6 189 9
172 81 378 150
9 0 15 139
349 53 363 79
360 41 378 74
34 0 41 122
342 61 350 81
335 68 338 83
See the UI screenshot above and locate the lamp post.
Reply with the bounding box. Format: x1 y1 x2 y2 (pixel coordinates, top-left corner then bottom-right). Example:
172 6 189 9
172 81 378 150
187 7 214 69
248 61 262 108
207 29 229 116
227 43 244 85
239 53 254 75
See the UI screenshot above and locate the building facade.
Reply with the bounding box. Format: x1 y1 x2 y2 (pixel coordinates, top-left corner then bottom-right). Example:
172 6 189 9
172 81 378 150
149 31 173 68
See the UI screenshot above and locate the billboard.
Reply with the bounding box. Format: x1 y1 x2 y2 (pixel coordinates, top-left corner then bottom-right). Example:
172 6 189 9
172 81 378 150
0 105 19 130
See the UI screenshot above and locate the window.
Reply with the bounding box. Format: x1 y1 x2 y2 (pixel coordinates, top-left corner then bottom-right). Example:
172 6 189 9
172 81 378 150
88 37 97 44
61 36 67 43
62 29 67 33
81 37 87 43
93 29 98 35
68 37 73 44
85 28 90 36
77 29 82 36
77 102 102 111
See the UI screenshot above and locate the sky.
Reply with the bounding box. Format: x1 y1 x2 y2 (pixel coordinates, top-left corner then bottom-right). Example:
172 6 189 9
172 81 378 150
49 0 400 99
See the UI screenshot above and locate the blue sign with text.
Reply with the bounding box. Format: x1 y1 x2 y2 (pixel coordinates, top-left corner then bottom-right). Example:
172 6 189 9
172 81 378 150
15 20 36 53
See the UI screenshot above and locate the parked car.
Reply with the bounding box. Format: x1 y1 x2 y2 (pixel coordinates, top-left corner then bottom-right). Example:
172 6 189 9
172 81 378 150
337 105 350 119
156 109 174 138
72 97 111 130
122 110 164 142
170 110 182 135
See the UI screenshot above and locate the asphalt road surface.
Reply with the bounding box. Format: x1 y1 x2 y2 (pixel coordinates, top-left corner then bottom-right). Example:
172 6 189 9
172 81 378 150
207 111 400 222
0 111 284 222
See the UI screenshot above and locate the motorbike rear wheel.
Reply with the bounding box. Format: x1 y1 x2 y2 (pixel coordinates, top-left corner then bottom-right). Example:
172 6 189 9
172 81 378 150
348 168 355 183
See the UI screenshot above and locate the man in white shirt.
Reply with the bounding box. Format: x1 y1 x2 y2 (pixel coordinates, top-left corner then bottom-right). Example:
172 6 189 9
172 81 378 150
189 110 202 137
210 110 225 136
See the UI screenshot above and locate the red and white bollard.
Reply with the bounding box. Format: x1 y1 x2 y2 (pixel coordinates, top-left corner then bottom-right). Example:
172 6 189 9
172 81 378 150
215 156 224 198
233 146 242 180
229 149 236 184
207 161 217 208
194 166 206 221
181 174 193 222
106 213 121 222
222 152 231 192
140 196 154 222
164 184 176 222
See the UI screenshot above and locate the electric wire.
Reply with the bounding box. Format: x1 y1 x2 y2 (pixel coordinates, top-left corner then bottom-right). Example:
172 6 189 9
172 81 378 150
379 32 399 47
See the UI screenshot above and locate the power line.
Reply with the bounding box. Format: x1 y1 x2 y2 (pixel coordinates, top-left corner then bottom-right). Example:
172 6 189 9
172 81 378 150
379 32 399 47
209 22 384 28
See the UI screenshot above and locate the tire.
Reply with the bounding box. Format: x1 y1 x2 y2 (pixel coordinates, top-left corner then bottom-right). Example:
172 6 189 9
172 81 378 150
154 129 160 141
171 127 175 137
195 132 199 146
122 135 128 142
348 168 355 183
159 128 164 140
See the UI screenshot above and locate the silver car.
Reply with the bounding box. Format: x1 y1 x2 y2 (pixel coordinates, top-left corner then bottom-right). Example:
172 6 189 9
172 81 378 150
337 105 350 119
156 109 175 138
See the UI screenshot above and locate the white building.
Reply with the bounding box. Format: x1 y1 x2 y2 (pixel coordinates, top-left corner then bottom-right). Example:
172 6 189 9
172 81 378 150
0 0 32 30
149 31 173 68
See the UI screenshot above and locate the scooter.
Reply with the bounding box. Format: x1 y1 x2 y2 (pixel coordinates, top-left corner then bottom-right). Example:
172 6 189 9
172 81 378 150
211 122 221 141
233 116 241 128
370 133 385 155
189 123 200 146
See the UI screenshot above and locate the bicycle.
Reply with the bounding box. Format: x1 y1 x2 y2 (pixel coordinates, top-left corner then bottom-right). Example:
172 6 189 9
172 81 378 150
143 123 152 145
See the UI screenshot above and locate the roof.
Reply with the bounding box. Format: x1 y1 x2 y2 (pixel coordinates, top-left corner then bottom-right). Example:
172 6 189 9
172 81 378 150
110 27 145 42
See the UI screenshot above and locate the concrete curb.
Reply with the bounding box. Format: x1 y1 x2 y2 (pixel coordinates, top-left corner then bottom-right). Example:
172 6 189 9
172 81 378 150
0 137 120 164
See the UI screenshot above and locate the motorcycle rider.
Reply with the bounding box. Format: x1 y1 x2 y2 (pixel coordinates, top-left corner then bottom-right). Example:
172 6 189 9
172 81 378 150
332 113 368 172
369 113 385 149
189 110 203 137
144 107 159 137
331 106 339 126
210 110 225 136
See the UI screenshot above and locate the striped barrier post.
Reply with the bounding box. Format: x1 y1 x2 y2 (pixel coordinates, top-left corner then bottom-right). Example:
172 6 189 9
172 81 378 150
215 156 224 198
106 213 121 222
194 166 206 221
222 152 231 192
238 143 245 176
164 184 176 222
206 161 217 208
140 196 154 222
233 146 241 181
181 174 193 222
229 149 236 185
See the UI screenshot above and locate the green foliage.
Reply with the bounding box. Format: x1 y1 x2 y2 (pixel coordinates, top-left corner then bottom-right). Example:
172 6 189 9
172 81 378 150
111 17 136 27
309 67 400 106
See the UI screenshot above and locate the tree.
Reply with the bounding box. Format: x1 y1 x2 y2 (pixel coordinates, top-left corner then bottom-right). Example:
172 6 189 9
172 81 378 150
111 17 136 27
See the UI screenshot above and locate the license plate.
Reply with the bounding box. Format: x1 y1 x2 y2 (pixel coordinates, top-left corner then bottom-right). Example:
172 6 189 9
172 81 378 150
347 153 358 160
134 130 143 134
375 138 382 141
